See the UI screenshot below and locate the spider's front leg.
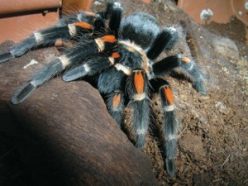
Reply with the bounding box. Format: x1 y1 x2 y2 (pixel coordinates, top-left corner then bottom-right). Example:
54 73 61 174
150 78 178 177
0 19 97 64
126 70 150 148
11 35 118 104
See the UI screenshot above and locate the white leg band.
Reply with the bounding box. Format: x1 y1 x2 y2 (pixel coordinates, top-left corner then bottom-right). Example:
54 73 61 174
108 57 115 65
68 24 77 37
164 104 175 112
95 38 105 52
137 128 146 135
133 93 146 101
58 55 71 69
167 134 177 140
83 64 91 73
33 32 44 44
115 64 132 75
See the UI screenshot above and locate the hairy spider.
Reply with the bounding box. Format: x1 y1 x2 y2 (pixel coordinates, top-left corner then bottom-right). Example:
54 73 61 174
0 2 206 177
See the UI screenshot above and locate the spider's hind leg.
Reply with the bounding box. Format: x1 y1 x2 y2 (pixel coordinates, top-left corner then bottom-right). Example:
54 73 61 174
150 78 179 177
180 56 206 95
152 55 207 95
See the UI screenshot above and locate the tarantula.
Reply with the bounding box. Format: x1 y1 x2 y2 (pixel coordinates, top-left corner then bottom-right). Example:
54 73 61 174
0 2 206 177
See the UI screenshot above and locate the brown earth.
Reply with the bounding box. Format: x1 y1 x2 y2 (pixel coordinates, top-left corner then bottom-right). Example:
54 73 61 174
0 0 248 185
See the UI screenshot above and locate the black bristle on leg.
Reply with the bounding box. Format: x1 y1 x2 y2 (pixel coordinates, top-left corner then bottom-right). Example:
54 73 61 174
3 26 70 63
126 70 150 148
98 2 114 19
152 55 180 76
93 16 105 33
151 78 178 177
163 111 177 177
10 37 37 58
9 25 74 58
63 56 113 82
129 100 150 148
0 52 13 64
106 91 125 127
109 3 122 36
160 84 178 177
180 57 207 95
147 27 178 60
11 58 63 104
11 82 36 104
63 39 99 63
163 27 178 51
98 67 126 94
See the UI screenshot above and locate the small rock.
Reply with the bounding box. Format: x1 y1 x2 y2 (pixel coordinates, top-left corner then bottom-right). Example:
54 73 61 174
215 101 229 115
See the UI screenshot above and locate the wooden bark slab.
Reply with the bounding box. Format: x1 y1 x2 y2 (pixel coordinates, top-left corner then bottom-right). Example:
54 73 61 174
0 42 157 186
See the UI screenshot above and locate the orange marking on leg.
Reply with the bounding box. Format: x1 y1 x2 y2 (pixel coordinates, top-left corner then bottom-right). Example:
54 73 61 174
163 87 174 105
134 71 145 94
111 52 120 59
74 22 93 30
112 93 121 108
182 57 191 64
101 35 117 43
84 11 96 16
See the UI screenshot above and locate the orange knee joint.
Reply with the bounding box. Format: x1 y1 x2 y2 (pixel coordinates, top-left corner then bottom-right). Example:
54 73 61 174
133 70 145 94
162 86 174 105
112 93 122 109
74 22 93 30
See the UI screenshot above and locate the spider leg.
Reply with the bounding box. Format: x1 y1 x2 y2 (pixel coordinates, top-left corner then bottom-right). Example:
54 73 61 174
180 56 206 95
98 67 126 94
106 90 125 127
150 78 178 177
147 27 178 60
151 55 181 77
152 54 206 95
108 2 122 37
0 22 94 64
62 52 120 81
11 35 117 104
126 70 150 148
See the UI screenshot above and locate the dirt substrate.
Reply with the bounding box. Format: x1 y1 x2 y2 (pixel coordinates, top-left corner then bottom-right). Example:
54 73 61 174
95 0 248 185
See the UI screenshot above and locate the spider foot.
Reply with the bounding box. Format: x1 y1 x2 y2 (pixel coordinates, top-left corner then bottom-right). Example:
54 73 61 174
166 159 176 177
11 82 36 104
0 52 13 64
193 80 207 95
